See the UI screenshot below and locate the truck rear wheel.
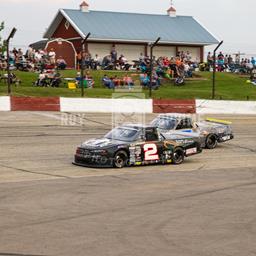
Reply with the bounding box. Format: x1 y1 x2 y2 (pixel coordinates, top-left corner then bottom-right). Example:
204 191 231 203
205 134 217 149
172 147 184 165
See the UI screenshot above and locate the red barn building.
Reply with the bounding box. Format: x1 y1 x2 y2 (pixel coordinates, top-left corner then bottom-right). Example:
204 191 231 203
43 1 218 68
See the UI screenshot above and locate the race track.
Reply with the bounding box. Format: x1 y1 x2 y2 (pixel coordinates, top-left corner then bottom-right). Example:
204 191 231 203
0 112 256 256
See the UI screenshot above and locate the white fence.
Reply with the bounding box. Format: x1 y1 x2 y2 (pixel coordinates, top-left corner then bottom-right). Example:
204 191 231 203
196 100 256 115
0 97 11 111
60 98 153 113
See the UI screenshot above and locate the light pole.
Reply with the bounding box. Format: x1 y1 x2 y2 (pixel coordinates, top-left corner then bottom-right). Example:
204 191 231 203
6 28 17 95
80 32 91 97
149 37 161 98
212 40 223 99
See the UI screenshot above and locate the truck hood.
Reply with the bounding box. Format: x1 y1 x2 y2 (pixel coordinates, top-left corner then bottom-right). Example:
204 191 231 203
81 137 126 149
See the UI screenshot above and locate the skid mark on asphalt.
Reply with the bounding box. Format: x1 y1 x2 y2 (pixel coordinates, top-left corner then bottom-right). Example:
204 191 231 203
224 143 256 153
0 133 104 138
0 253 48 256
0 164 71 179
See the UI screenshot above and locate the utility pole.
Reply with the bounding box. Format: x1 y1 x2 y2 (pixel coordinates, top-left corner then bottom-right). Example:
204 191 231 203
212 40 223 99
80 32 91 97
149 37 161 98
6 28 17 95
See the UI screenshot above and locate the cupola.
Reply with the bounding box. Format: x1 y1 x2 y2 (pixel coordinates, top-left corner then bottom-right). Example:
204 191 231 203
167 1 176 17
80 1 89 12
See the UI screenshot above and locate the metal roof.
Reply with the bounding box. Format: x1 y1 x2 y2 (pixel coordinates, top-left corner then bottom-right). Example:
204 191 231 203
29 39 49 50
44 9 219 45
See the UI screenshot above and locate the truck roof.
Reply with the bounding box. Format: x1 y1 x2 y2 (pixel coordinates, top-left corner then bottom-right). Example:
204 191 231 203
123 124 157 130
157 113 192 119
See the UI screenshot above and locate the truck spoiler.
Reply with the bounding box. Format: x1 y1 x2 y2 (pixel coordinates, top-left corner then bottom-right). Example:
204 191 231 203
205 118 232 125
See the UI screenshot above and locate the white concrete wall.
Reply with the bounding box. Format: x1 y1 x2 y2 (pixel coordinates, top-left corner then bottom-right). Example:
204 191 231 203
0 96 10 111
88 43 112 59
115 45 144 62
196 100 256 115
60 98 153 113
153 46 176 59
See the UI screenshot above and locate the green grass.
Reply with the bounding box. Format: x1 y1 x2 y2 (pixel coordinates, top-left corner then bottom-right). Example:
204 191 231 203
154 72 256 100
0 69 255 100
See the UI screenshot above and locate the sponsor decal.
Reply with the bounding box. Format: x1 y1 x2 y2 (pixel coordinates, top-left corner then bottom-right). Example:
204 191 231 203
222 135 231 141
186 148 197 155
175 139 193 144
182 130 193 133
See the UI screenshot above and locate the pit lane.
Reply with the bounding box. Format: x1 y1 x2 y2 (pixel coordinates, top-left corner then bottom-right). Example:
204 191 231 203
0 112 255 256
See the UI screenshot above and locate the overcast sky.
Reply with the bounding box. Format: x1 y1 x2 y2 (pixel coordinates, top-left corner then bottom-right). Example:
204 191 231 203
0 0 255 56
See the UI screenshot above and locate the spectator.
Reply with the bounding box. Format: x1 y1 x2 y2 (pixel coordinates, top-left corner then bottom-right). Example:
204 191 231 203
118 54 130 70
84 52 92 69
217 57 225 72
218 52 224 59
51 71 62 87
139 53 145 63
163 57 170 67
48 48 56 65
56 56 67 70
123 74 134 89
228 55 233 65
186 51 192 62
102 55 113 70
224 55 229 66
140 73 150 87
235 54 240 65
76 51 82 70
184 61 192 77
12 48 18 58
17 49 23 59
35 50 42 62
207 52 213 68
251 57 256 67
176 59 185 79
91 54 101 70
102 74 114 89
26 47 34 61
75 72 81 87
113 75 121 87
85 70 94 88
35 72 47 87
110 47 117 63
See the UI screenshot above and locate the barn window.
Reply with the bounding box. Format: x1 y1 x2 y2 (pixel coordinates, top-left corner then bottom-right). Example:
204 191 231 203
65 20 70 30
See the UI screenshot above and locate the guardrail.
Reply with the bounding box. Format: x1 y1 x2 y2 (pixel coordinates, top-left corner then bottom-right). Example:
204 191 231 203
0 96 256 114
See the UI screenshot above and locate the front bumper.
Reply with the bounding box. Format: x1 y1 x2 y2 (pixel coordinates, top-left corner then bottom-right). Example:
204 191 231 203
73 154 114 168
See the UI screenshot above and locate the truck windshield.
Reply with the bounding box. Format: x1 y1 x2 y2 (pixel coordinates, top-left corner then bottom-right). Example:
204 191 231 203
104 127 140 142
151 117 177 130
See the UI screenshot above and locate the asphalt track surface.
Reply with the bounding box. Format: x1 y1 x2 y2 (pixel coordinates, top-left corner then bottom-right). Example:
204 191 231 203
0 112 256 256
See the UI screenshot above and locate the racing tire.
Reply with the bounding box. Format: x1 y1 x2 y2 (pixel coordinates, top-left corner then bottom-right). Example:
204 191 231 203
172 147 184 165
113 150 128 168
205 134 217 149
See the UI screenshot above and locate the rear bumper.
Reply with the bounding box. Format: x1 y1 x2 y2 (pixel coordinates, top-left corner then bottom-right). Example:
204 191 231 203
218 134 234 143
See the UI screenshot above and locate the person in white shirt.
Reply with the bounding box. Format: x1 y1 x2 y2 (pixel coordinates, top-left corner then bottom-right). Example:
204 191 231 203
48 48 56 64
